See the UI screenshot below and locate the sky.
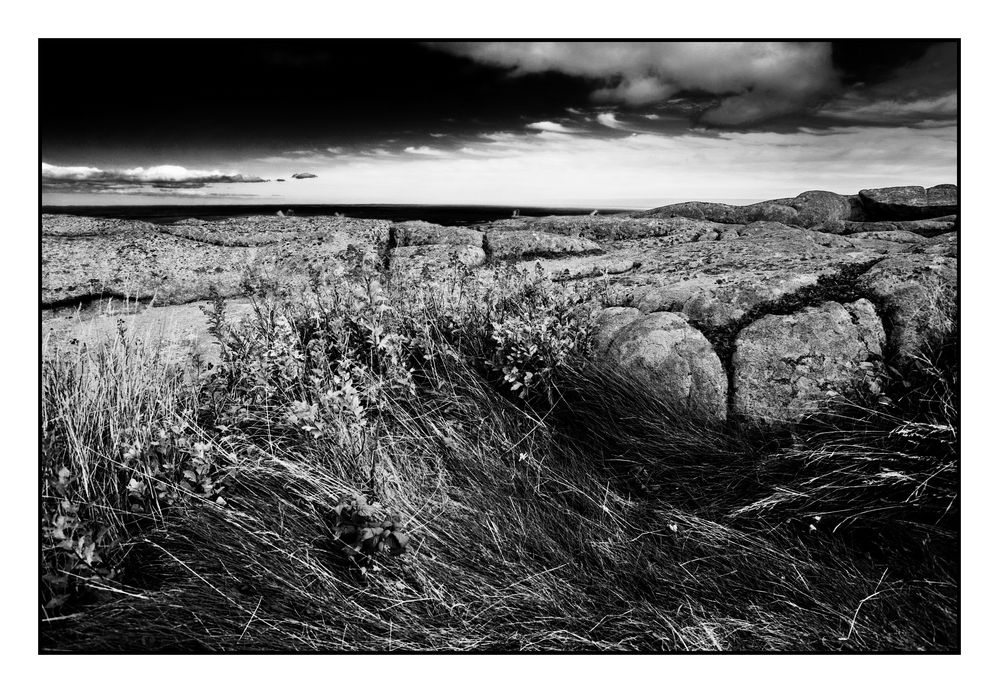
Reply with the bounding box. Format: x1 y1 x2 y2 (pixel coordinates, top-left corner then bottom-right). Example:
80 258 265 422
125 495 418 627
39 40 958 208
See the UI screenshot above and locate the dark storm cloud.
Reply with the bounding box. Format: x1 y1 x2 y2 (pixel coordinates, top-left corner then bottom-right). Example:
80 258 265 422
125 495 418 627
39 40 595 161
429 42 840 126
41 163 267 193
428 41 957 131
817 42 958 127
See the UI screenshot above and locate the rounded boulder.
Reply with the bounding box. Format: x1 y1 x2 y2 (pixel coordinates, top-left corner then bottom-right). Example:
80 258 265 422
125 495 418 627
603 311 728 420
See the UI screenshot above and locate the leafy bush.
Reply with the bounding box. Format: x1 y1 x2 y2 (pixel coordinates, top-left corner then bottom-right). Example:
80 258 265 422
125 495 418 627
400 262 596 402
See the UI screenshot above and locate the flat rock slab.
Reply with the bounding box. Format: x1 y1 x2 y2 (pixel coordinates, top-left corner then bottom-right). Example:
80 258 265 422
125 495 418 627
42 228 369 307
41 216 384 307
845 229 931 244
732 299 885 423
859 185 957 221
486 229 603 261
603 311 728 420
857 254 957 362
42 231 252 306
510 255 642 282
585 223 890 329
43 298 256 368
481 215 725 242
390 220 483 247
42 215 158 237
815 217 956 237
165 215 387 247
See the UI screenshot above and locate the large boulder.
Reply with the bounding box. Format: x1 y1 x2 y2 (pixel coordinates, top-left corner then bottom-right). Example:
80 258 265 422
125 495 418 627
859 185 958 221
857 255 957 363
732 300 886 423
603 311 728 420
788 190 862 227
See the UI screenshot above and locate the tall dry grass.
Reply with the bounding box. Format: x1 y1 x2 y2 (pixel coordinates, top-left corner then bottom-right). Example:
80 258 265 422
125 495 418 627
40 263 958 651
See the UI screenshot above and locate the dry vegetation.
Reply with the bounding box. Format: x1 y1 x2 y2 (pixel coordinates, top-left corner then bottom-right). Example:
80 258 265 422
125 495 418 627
41 253 958 652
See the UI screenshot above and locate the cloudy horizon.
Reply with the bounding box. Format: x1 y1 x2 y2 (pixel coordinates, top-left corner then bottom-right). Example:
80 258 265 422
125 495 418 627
40 40 957 208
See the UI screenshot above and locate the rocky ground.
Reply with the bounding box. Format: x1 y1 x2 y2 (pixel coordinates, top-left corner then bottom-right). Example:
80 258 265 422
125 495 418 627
42 183 957 425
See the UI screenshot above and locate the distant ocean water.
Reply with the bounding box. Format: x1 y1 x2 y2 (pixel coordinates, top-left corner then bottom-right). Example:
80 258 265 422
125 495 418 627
41 204 639 227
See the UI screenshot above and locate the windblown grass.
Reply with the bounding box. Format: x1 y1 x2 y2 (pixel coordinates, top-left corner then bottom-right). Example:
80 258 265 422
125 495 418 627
40 262 958 652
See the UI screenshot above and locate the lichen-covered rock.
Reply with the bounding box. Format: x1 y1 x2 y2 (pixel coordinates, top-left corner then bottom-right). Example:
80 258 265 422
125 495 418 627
391 220 483 247
592 307 642 357
845 229 930 244
734 222 856 247
857 255 956 362
732 300 886 423
913 231 957 258
539 257 642 282
859 185 958 221
625 224 876 328
390 244 486 273
636 273 824 329
603 311 727 420
486 229 603 261
42 215 157 237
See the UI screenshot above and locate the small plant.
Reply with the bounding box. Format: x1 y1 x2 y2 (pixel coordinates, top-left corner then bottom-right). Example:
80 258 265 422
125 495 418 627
326 494 410 576
122 424 228 511
42 490 113 612
479 264 596 401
